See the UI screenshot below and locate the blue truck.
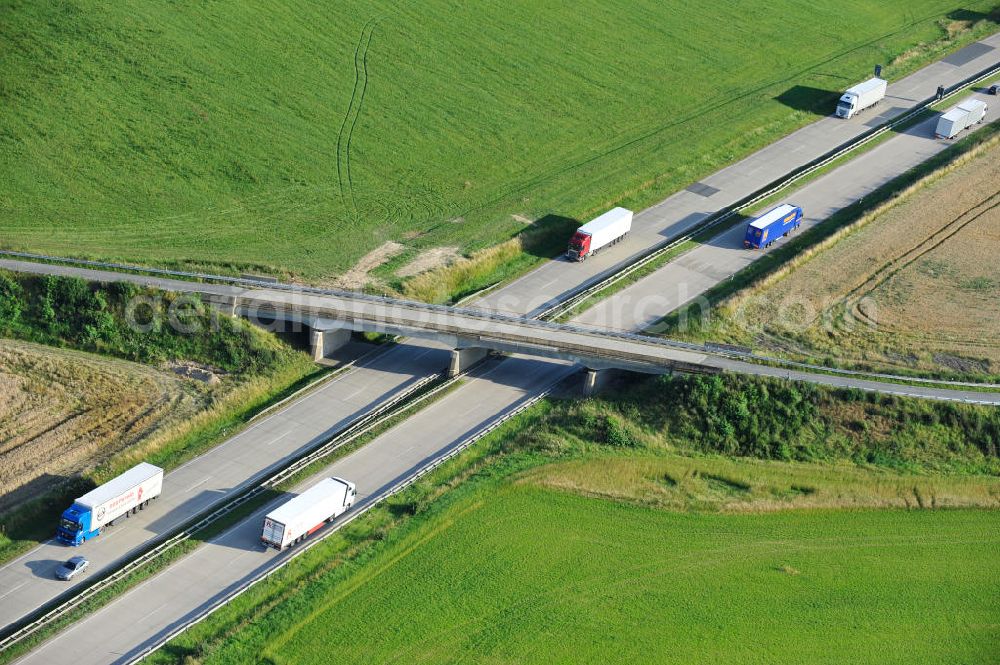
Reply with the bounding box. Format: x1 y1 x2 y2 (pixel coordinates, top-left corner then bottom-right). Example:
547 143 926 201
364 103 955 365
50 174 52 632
743 204 803 249
57 463 163 545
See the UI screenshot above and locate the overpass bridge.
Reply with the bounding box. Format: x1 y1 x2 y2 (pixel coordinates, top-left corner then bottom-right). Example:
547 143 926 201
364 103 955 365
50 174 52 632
0 254 718 385
4 257 1000 403
209 286 719 381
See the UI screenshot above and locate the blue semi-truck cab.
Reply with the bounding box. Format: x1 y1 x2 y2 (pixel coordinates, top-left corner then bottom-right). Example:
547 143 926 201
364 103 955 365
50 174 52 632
744 204 802 249
57 504 99 545
56 462 164 546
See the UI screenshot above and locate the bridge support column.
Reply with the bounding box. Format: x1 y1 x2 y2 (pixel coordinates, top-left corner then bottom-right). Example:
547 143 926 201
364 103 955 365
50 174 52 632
310 326 351 361
582 368 621 396
449 347 488 377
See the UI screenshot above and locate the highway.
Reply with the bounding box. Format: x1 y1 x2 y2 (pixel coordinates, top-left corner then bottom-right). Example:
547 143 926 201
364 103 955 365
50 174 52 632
474 31 1000 318
3 259 998 405
575 88 1000 332
0 339 452 631
6 34 1000 663
18 355 577 665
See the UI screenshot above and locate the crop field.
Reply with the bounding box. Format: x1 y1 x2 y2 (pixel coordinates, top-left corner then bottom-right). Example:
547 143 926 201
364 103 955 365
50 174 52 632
0 338 200 510
194 484 1000 665
697 138 1000 377
1 1 998 285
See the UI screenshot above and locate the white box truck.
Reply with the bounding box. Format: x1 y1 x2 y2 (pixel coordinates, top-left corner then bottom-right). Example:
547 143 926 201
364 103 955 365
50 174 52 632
836 78 887 119
935 98 988 139
56 462 164 545
566 207 633 261
261 477 356 549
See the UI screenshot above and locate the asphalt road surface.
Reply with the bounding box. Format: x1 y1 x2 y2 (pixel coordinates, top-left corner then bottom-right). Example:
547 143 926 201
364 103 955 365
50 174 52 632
0 339 451 631
575 89 1000 332
18 355 577 665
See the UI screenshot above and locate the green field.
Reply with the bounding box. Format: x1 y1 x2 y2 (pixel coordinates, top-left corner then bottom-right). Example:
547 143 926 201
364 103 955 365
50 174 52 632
196 486 1000 665
2 1 998 282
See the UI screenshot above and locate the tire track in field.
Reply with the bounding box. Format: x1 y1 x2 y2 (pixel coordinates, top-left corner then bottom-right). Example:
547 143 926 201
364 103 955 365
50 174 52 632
346 21 378 214
845 188 1000 330
335 18 379 216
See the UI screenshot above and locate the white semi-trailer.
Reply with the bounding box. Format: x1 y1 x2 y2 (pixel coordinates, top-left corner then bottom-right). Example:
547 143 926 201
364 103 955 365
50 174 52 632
261 477 356 549
836 78 887 119
566 207 633 261
57 462 164 545
935 98 988 139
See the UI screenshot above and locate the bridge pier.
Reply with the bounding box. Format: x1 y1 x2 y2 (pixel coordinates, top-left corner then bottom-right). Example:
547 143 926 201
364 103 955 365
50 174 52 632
448 347 488 377
310 325 351 361
582 368 604 396
582 368 632 396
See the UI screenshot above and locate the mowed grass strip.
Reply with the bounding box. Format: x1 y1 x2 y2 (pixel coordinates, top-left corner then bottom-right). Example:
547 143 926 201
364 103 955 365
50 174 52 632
1 1 998 281
207 486 1000 665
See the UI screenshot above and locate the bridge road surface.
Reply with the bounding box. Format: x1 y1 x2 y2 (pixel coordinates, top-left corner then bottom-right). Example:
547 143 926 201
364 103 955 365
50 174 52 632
8 36 1000 662
16 355 577 665
474 31 1000 318
0 339 452 631
575 88 1000 332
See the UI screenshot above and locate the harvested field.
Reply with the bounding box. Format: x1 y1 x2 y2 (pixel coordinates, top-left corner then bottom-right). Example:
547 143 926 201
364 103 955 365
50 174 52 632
0 339 205 510
711 140 1000 377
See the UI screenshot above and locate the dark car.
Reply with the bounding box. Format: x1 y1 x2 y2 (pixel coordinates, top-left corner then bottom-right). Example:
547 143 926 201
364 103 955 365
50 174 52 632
55 556 89 581
989 84 999 96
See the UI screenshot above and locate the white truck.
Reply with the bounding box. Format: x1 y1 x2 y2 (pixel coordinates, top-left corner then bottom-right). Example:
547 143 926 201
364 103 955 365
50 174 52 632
261 477 357 549
56 462 164 545
566 207 633 261
835 77 887 119
935 98 988 139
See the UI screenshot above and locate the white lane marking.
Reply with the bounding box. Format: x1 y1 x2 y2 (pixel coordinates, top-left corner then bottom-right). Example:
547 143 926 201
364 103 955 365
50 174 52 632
140 605 163 622
0 538 58 572
185 477 210 493
0 581 28 601
266 431 291 447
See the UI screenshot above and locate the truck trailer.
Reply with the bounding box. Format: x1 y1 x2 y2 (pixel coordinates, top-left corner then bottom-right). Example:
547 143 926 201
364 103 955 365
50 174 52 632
57 462 163 545
935 98 988 139
261 477 356 550
836 78 887 119
744 204 803 249
566 207 633 261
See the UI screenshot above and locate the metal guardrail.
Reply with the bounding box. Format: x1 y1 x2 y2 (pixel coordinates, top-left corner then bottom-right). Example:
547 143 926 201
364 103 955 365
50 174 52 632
733 350 1000 389
234 290 1000 392
123 369 562 664
4 64 997 393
